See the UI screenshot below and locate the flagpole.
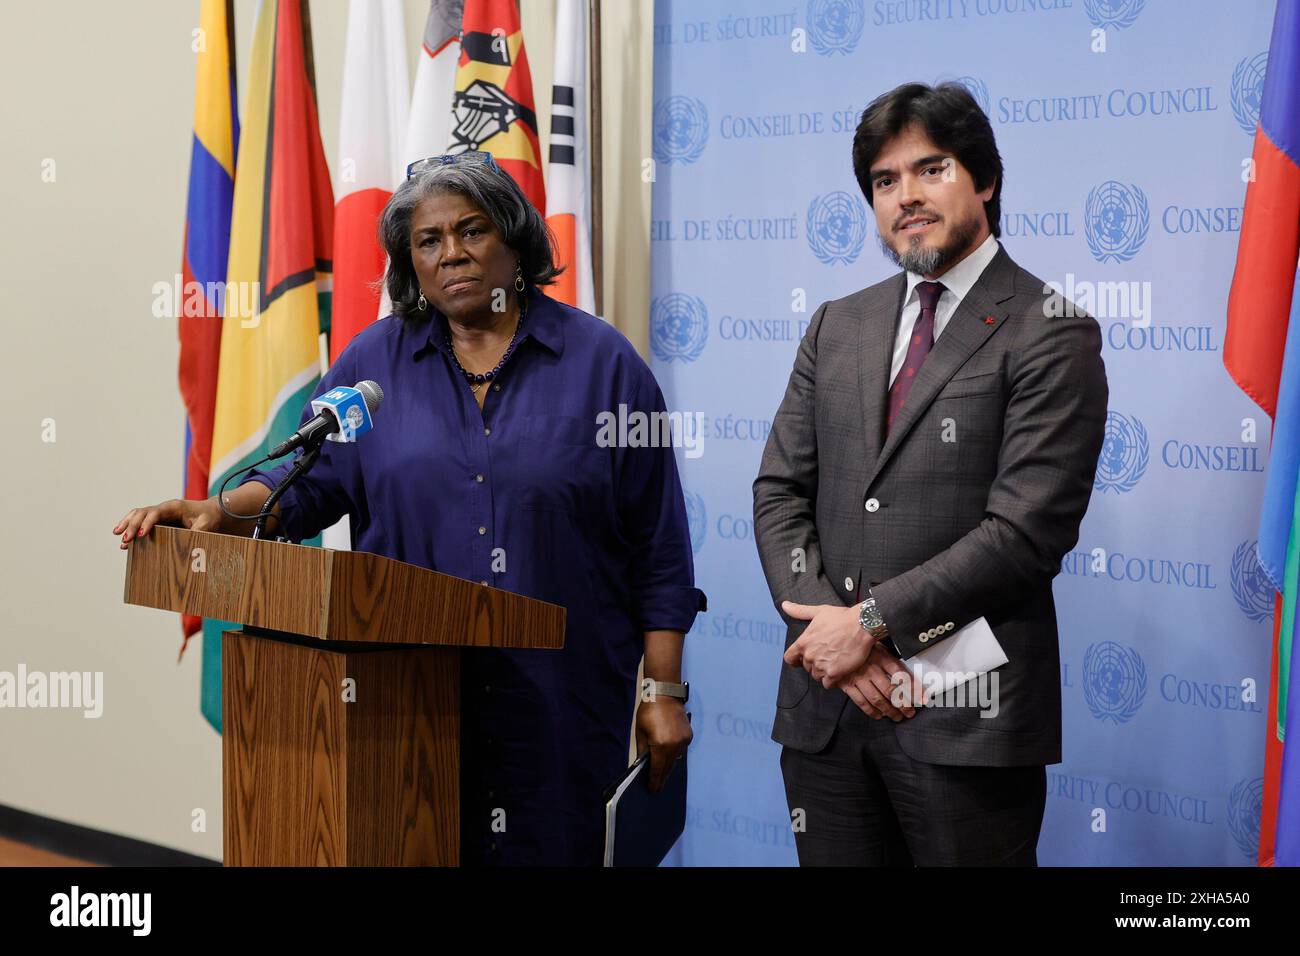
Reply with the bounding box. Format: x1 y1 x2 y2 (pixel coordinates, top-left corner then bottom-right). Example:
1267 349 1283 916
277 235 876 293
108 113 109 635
589 0 604 317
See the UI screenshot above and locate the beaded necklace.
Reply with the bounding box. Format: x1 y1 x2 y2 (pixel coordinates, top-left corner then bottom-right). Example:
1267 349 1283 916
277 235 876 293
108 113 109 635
446 294 527 393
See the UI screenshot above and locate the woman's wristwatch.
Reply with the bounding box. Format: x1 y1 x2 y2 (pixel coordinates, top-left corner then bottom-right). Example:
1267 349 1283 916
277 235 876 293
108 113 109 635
647 680 690 703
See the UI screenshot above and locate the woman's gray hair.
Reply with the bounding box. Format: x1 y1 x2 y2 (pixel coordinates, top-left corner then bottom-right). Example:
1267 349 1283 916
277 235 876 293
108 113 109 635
379 160 562 322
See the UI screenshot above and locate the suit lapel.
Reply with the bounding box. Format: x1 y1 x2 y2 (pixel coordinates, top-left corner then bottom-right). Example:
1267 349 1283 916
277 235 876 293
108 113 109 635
857 273 906 469
862 245 1021 490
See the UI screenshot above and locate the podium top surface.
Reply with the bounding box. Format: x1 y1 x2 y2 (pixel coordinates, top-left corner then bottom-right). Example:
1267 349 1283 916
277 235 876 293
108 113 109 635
123 526 565 649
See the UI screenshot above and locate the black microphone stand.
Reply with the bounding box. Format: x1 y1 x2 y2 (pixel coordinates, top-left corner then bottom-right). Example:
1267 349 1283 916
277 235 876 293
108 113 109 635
252 443 323 541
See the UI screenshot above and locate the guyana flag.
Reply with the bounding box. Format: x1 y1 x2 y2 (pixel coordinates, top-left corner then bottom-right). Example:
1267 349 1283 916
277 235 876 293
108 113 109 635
449 0 546 213
201 0 334 732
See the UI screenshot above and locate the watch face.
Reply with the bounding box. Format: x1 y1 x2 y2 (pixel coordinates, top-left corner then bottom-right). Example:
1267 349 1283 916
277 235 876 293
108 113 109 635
861 602 883 629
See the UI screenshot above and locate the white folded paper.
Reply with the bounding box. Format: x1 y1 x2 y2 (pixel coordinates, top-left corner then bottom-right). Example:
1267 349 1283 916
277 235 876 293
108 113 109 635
898 615 1008 704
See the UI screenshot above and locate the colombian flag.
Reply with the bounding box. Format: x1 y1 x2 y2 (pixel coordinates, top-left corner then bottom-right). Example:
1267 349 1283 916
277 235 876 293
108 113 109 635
451 0 547 213
1224 0 1300 867
201 0 334 732
178 0 238 653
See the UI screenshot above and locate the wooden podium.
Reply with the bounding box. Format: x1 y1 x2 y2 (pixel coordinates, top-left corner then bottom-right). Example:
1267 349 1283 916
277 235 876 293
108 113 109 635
123 525 565 866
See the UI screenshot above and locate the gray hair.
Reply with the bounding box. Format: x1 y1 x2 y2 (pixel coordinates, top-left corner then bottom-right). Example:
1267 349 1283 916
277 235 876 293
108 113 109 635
378 160 561 322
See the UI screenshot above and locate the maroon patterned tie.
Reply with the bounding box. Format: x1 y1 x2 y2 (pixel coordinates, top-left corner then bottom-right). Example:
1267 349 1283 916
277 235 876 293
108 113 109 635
886 280 945 435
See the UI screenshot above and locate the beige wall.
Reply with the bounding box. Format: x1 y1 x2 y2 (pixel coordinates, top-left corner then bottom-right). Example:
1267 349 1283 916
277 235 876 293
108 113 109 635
0 0 651 861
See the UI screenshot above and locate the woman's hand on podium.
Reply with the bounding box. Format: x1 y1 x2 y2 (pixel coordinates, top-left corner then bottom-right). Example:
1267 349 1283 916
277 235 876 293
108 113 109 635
112 498 223 550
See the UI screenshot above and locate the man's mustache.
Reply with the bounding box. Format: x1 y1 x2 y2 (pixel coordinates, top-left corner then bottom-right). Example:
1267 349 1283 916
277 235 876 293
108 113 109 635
894 211 943 231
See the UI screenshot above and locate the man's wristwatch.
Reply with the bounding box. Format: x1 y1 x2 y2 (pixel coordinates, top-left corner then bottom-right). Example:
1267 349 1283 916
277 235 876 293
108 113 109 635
858 595 889 641
647 680 689 703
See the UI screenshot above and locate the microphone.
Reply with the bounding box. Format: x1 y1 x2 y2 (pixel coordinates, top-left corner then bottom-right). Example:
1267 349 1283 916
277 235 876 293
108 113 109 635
267 380 384 459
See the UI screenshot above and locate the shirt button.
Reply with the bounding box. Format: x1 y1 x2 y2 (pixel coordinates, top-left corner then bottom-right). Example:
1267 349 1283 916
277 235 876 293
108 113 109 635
478 526 487 535
492 384 501 391
844 576 854 592
474 474 484 482
865 498 880 512
484 426 491 436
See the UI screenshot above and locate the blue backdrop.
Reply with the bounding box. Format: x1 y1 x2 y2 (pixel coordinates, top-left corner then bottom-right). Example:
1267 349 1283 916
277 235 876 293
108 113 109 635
650 0 1279 866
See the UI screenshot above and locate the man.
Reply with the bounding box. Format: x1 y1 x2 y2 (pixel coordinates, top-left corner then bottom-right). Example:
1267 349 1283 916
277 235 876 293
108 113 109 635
752 82 1108 866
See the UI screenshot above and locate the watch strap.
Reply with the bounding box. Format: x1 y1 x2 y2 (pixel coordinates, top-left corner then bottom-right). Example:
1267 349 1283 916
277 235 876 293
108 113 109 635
648 679 689 702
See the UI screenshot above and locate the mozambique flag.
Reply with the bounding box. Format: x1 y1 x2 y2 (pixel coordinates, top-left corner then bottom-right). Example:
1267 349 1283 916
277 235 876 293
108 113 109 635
1224 0 1300 866
201 0 334 732
450 0 546 213
178 0 239 653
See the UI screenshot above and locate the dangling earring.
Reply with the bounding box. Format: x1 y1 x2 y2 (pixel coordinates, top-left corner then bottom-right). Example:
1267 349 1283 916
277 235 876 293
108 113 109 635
514 264 525 293
417 290 428 310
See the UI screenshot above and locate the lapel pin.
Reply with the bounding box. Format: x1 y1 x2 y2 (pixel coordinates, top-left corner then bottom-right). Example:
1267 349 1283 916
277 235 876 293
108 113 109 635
984 315 997 325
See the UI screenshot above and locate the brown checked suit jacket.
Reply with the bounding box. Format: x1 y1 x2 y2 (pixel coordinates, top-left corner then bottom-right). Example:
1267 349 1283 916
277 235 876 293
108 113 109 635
753 242 1108 766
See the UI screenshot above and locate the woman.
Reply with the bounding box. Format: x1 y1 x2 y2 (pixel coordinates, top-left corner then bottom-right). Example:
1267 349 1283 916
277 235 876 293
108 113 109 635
114 152 705 866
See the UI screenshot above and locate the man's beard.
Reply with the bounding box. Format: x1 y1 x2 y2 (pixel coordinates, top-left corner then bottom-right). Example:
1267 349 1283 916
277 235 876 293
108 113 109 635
878 212 982 276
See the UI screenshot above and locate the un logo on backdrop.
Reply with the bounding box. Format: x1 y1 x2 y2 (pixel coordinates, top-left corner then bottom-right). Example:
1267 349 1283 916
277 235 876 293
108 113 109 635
951 75 990 117
806 192 868 265
1094 411 1149 494
1230 52 1268 135
653 96 709 165
1083 0 1146 30
1082 641 1147 724
1084 181 1150 263
1227 776 1264 860
806 0 865 56
1230 540 1274 623
650 293 708 363
684 491 707 555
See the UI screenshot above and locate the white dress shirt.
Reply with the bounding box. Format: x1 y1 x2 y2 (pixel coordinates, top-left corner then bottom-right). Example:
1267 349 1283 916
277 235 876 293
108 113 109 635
889 233 1001 387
